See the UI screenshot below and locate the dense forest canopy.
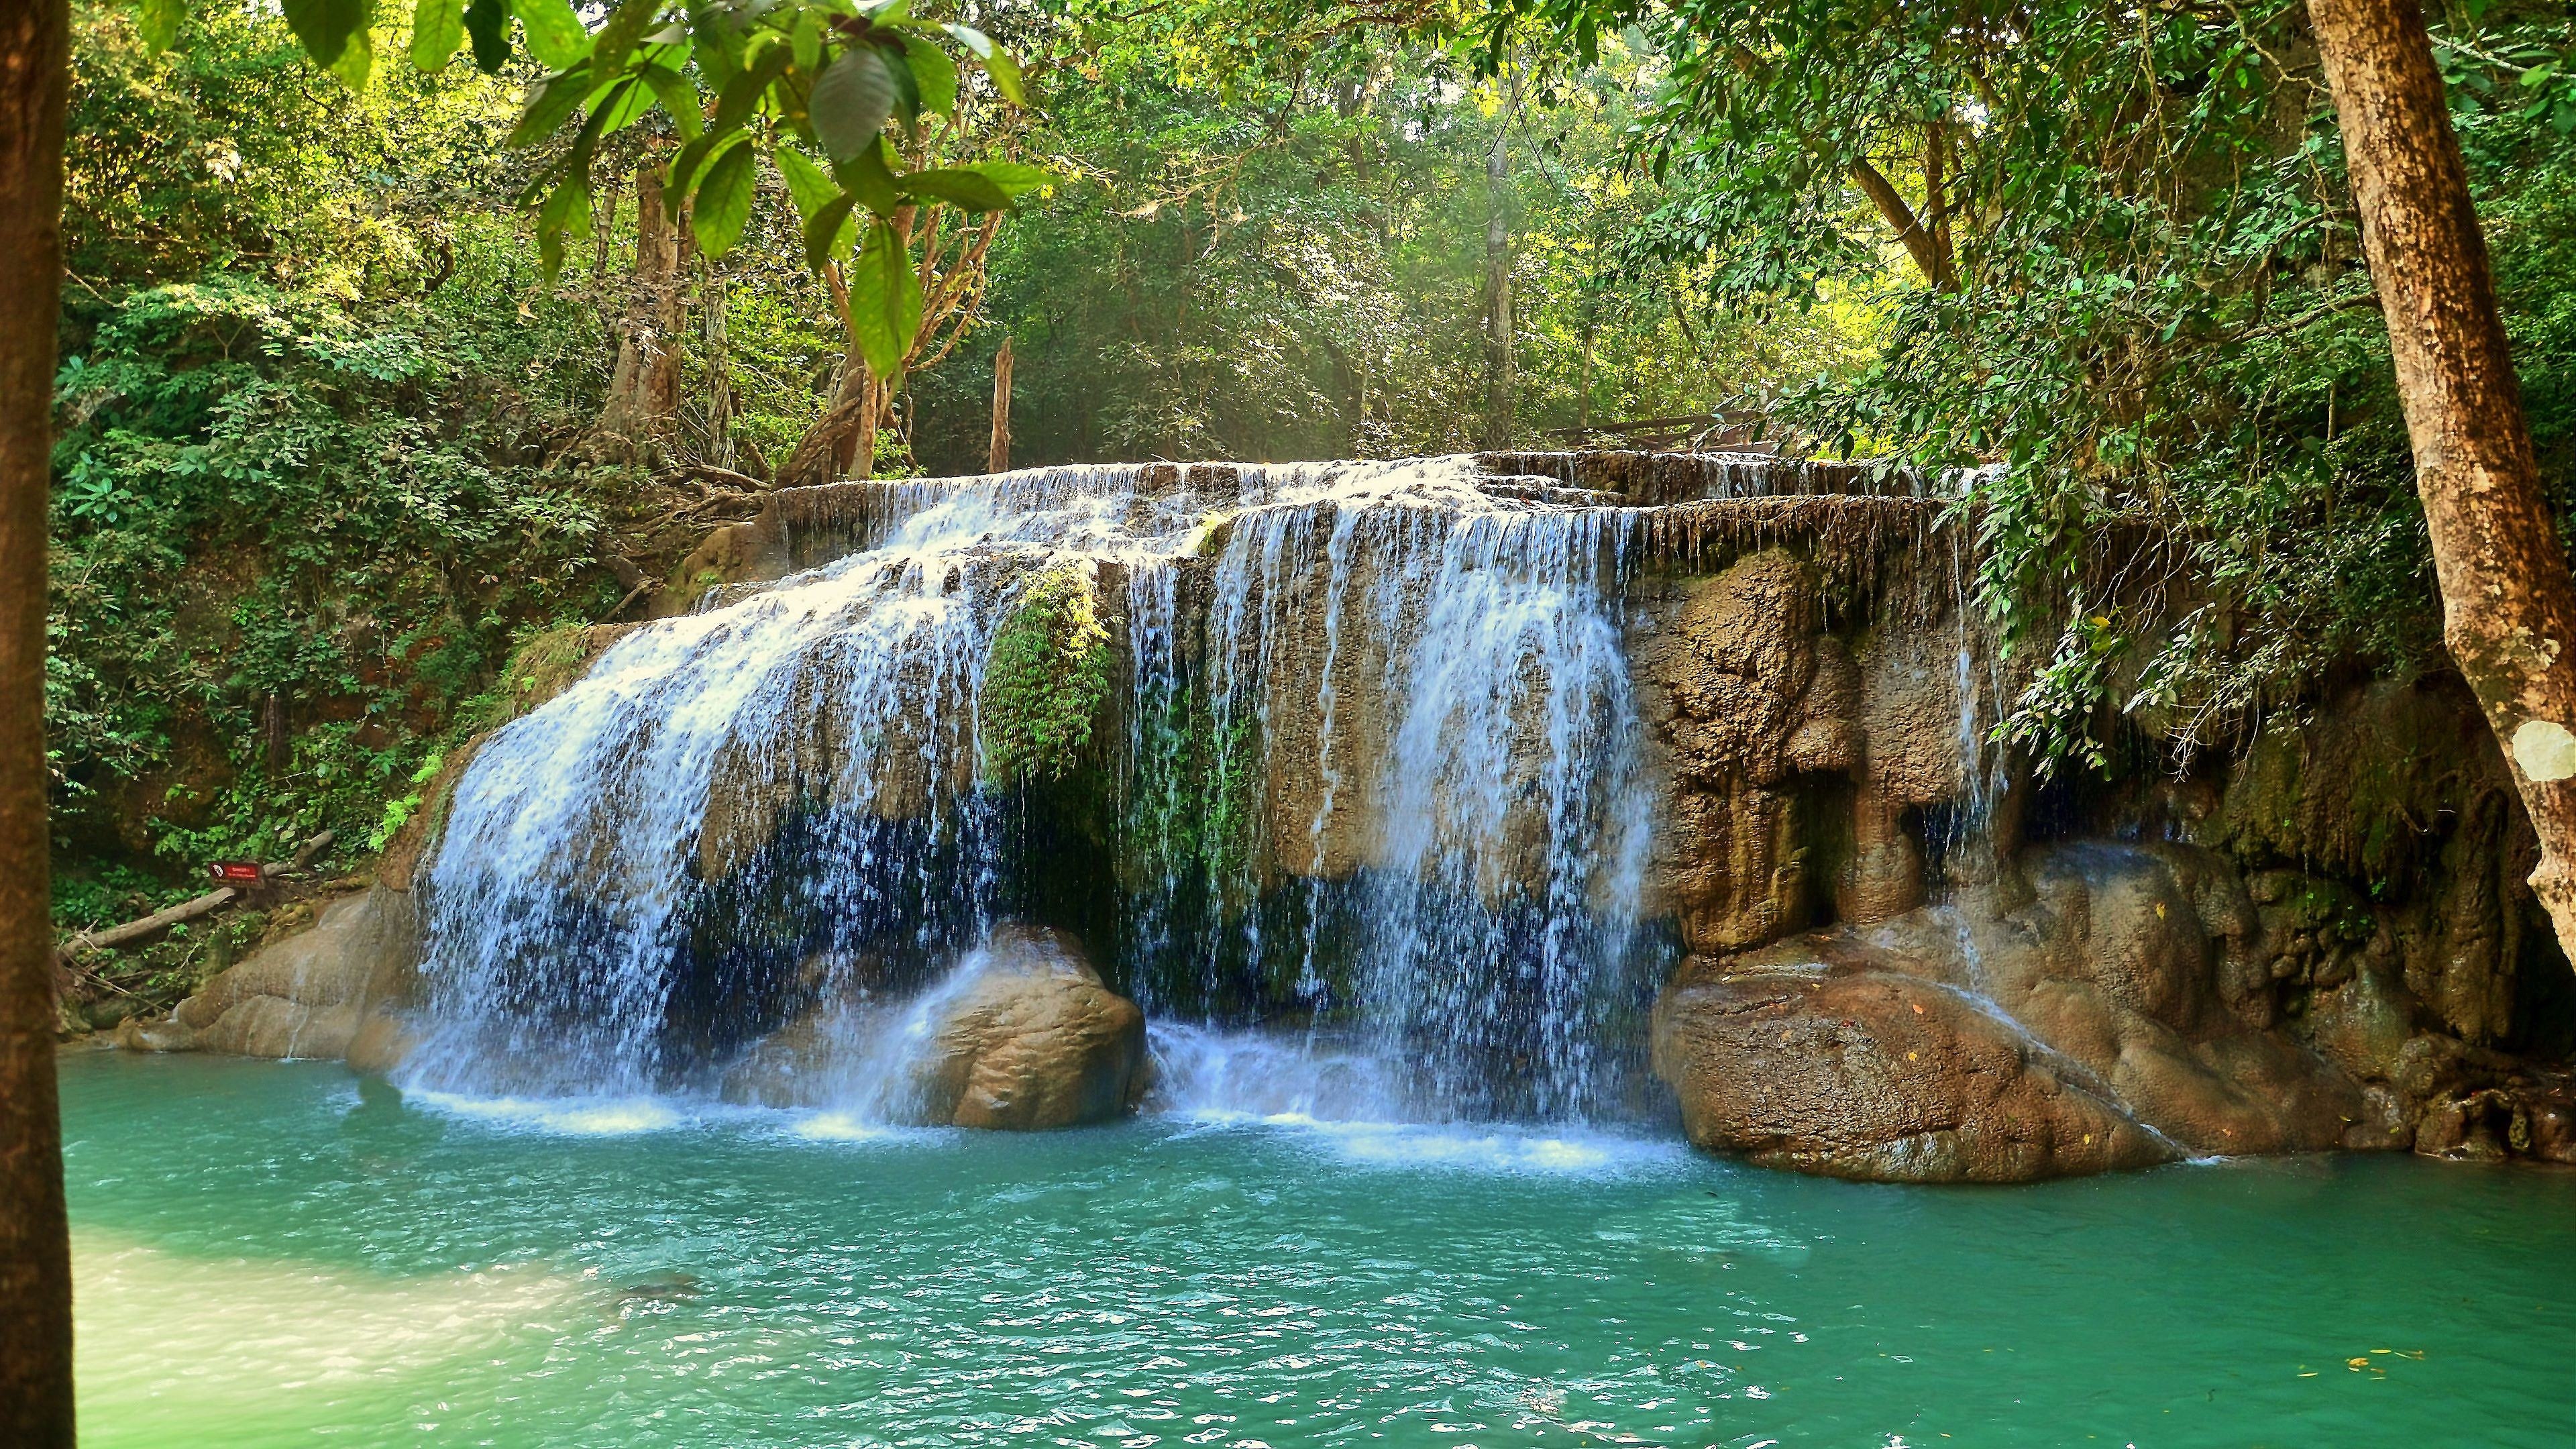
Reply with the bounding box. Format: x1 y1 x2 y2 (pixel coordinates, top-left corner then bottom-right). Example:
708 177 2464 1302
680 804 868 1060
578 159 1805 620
41 0 2576 992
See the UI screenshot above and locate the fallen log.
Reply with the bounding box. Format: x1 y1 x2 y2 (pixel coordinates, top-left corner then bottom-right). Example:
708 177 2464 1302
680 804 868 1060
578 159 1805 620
54 830 335 963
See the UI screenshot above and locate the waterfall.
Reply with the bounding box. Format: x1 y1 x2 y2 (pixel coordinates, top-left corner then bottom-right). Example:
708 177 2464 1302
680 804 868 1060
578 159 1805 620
404 455 1684 1124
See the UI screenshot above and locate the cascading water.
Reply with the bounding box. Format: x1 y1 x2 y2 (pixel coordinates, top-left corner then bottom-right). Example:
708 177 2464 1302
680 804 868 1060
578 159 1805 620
404 455 1680 1126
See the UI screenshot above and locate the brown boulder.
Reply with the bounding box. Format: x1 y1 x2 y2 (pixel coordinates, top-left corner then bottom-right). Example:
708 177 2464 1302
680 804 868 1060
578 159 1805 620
912 925 1147 1130
1654 955 2174 1183
719 925 1146 1130
1652 841 2379 1182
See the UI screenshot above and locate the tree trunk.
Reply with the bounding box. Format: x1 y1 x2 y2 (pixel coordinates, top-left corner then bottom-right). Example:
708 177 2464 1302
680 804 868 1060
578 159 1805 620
988 335 1013 474
600 160 682 441
1481 63 1519 449
0 0 77 1441
700 264 735 470
2310 0 2576 955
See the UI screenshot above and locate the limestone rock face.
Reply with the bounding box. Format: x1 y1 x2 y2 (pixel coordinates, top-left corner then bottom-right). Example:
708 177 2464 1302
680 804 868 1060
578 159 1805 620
912 926 1147 1130
1633 551 1839 953
1632 549 1974 955
118 887 419 1062
1654 841 2377 1182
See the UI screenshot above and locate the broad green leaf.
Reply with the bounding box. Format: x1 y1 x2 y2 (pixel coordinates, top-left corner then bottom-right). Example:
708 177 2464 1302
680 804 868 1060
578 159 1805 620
900 35 956 117
943 23 1024 105
859 0 912 21
692 142 759 256
883 46 920 130
803 193 858 272
774 146 839 222
837 133 901 215
667 131 723 201
899 166 1011 213
640 64 703 139
777 148 859 260
790 9 822 74
962 160 1054 199
511 0 588 68
844 219 921 376
587 0 665 88
594 74 657 133
977 45 1025 107
463 0 509 72
409 0 464 68
711 41 792 133
329 16 375 88
137 0 182 53
535 168 592 274
508 62 594 146
282 0 369 70
810 47 897 163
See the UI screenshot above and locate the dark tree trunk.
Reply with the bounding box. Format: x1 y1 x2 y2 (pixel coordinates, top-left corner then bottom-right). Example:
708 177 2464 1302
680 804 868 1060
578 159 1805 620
2310 0 2576 955
0 0 78 1440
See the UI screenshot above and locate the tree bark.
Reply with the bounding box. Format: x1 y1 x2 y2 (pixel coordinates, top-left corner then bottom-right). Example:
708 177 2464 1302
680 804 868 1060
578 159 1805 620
0 0 77 1440
1850 157 1952 289
1481 63 1519 449
2310 0 2576 955
600 159 683 441
700 264 735 470
988 335 1013 474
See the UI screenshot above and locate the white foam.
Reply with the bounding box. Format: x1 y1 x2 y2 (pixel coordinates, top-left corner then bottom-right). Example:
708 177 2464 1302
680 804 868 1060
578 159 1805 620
1163 1108 1681 1177
407 1090 692 1136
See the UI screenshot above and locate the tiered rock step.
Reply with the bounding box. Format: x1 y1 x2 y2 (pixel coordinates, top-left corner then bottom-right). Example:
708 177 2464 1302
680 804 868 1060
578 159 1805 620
653 451 1956 615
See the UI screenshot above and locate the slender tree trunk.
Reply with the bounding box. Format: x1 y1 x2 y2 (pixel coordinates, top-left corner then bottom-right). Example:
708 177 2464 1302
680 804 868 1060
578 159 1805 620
2310 0 2576 955
847 371 883 480
988 335 1012 474
645 184 689 425
700 265 735 470
0 0 77 1441
1481 63 1519 449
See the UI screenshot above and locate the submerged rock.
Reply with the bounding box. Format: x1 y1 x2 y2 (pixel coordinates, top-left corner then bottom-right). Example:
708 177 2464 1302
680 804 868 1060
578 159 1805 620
117 887 419 1062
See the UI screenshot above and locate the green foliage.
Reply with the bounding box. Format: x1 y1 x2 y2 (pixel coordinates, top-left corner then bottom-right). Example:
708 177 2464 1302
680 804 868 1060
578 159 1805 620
1996 611 2128 782
1483 0 2576 767
51 5 627 879
911 23 1879 467
1124 684 1264 918
368 749 446 852
977 566 1113 787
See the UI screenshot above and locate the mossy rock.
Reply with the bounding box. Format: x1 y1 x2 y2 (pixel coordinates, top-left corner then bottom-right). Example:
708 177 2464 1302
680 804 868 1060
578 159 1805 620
979 564 1113 788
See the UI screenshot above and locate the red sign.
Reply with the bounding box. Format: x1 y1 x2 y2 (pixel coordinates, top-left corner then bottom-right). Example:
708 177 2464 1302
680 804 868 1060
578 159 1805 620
208 861 264 885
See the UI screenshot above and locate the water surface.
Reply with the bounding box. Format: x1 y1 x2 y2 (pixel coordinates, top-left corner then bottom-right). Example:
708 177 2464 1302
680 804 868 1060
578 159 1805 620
64 1053 2576 1447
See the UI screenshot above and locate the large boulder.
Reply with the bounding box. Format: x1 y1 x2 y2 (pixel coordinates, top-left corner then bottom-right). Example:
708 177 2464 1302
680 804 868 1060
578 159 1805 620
1654 953 2174 1182
722 924 1146 1130
911 925 1148 1129
1653 841 2378 1182
116 886 419 1061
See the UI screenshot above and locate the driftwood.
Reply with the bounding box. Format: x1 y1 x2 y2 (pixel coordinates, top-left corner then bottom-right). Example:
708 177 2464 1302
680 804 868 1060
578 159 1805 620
55 830 335 963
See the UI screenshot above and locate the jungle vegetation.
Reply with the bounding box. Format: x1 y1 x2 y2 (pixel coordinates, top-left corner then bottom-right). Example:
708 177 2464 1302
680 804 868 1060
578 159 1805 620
4 0 2574 1434
14 0 2574 1038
